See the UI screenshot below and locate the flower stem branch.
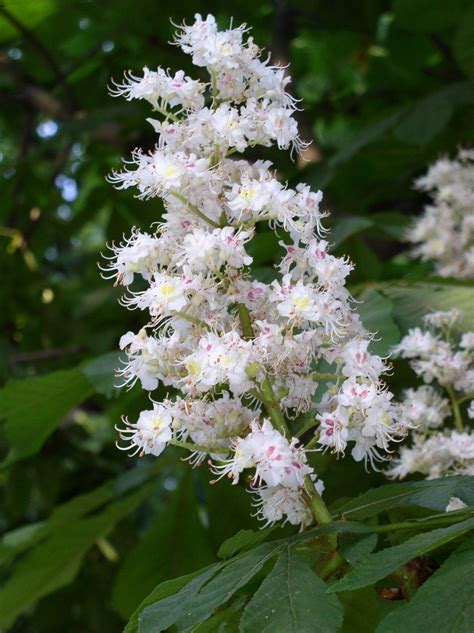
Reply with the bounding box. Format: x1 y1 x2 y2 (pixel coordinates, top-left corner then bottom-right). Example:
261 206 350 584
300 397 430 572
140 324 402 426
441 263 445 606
169 191 221 228
169 439 227 454
445 384 464 432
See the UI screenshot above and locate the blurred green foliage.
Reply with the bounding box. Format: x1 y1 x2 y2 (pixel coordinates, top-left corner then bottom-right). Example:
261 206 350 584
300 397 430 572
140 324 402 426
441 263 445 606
0 0 473 630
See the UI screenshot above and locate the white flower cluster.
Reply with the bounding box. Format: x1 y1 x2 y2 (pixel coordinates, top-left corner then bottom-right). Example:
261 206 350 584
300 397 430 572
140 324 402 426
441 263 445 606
105 14 407 529
406 148 474 279
389 309 474 479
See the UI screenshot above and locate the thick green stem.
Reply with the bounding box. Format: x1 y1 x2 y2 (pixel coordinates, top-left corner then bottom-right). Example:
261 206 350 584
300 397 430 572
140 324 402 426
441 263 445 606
169 439 227 454
174 310 212 331
445 384 464 432
154 106 179 122
169 191 220 228
311 372 339 381
305 476 332 525
259 376 290 437
459 392 474 405
237 302 336 541
296 418 319 438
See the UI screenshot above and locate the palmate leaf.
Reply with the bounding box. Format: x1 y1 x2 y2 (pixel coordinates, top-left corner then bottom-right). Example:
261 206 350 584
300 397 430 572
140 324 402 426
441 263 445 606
376 536 474 633
0 484 155 629
82 351 122 398
0 367 94 462
393 0 471 32
454 5 474 77
112 472 214 619
357 290 400 356
124 570 208 633
0 461 157 566
139 542 283 633
380 281 474 332
328 517 474 593
339 587 380 633
337 476 474 521
239 547 343 633
217 527 275 560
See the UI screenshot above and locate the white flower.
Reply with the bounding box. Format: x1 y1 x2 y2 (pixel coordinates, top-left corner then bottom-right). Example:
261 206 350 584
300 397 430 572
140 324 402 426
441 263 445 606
338 377 378 409
406 148 474 279
100 228 161 286
317 406 349 454
401 386 450 429
252 484 316 528
446 496 468 512
116 403 173 456
214 419 313 488
105 14 410 527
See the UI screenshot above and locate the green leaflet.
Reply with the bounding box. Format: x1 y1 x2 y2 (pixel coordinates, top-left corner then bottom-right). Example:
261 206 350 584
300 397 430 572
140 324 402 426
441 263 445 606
112 472 214 618
124 570 209 633
330 216 374 248
0 461 157 566
337 476 474 520
0 367 94 462
240 547 343 633
339 532 378 566
82 351 121 398
393 0 471 32
454 5 474 77
329 517 474 593
339 587 380 633
357 290 400 355
217 527 275 559
139 542 283 632
0 484 154 629
382 281 474 333
376 536 474 633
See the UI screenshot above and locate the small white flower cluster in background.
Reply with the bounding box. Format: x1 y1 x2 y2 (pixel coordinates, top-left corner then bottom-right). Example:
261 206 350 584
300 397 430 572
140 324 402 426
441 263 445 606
389 310 474 480
104 14 409 529
406 148 474 279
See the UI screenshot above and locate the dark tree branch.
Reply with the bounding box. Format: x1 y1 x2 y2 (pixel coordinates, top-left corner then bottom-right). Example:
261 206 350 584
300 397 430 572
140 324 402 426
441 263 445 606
271 0 322 165
0 5 78 110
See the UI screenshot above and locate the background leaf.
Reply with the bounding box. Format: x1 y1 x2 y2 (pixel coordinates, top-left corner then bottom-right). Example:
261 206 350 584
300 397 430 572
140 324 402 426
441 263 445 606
0 368 93 462
112 472 214 619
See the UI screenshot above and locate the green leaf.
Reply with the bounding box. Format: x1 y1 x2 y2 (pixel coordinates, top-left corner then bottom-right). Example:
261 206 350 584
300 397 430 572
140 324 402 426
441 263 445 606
112 472 214 619
454 5 474 77
376 536 474 633
394 94 453 146
328 517 474 593
0 485 153 629
339 532 378 566
393 0 471 32
139 542 283 632
330 216 373 248
82 352 121 398
0 0 58 42
329 111 403 166
137 565 224 633
370 212 411 241
357 290 401 355
217 527 275 560
340 587 380 633
0 368 93 462
381 282 474 333
124 570 208 633
193 595 247 632
337 477 474 521
0 462 156 566
240 547 343 633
